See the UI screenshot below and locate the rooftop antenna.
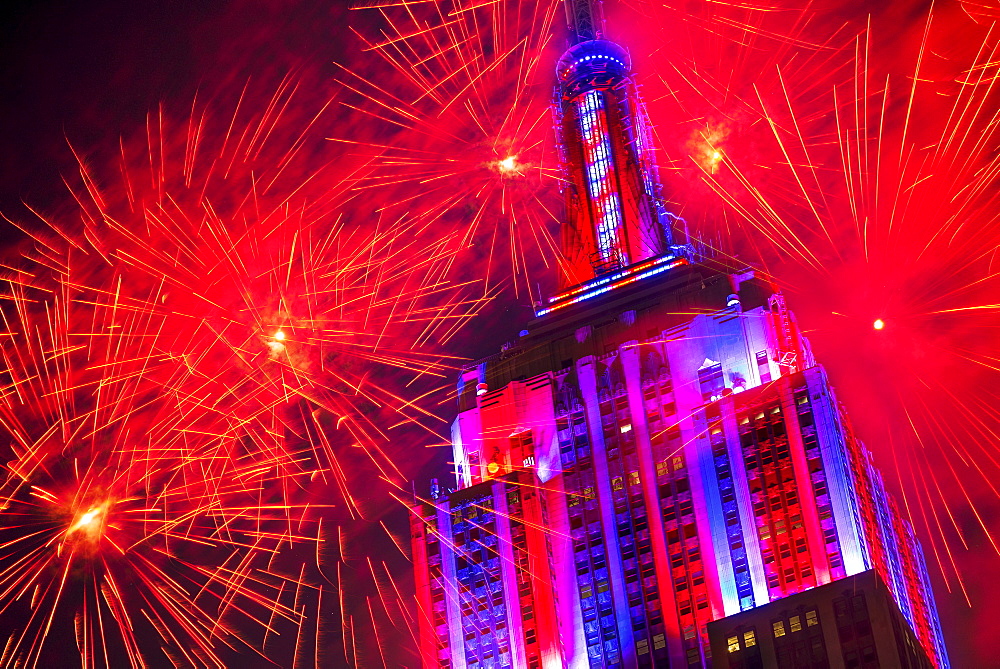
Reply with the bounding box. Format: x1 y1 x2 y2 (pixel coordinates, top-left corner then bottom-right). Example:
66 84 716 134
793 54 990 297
564 0 606 43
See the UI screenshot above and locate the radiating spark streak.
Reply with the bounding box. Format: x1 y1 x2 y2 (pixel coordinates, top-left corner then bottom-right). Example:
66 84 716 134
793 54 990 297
366 596 389 669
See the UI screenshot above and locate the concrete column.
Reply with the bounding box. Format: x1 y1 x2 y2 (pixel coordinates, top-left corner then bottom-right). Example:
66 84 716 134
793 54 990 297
577 355 636 667
719 396 770 606
802 367 866 576
778 376 832 585
620 341 687 667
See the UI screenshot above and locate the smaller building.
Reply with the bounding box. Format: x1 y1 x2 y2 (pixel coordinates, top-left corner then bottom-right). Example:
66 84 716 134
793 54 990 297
708 569 933 669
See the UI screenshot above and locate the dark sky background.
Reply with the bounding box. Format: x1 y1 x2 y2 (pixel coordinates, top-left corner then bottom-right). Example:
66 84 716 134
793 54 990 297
0 0 350 221
0 0 993 667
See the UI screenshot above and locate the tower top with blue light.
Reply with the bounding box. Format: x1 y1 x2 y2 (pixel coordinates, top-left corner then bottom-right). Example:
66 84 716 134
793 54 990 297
541 0 686 315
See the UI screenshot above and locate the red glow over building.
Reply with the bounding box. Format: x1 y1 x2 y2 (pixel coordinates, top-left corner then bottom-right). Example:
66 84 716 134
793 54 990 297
410 1 949 667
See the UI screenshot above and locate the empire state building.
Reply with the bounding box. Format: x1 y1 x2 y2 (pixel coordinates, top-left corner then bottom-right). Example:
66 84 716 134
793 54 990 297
410 1 950 667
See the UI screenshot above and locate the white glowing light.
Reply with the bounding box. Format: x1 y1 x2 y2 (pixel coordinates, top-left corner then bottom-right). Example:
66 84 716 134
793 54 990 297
498 156 518 172
274 329 286 341
69 504 106 536
873 318 885 330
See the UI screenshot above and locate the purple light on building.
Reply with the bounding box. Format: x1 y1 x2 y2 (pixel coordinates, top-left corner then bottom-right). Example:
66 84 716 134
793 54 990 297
410 1 950 667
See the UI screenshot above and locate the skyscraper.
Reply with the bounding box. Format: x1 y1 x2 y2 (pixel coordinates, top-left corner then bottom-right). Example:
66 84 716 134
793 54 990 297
410 2 950 667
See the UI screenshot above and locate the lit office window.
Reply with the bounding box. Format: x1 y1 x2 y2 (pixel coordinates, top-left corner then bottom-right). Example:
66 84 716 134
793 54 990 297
698 363 724 401
756 350 771 383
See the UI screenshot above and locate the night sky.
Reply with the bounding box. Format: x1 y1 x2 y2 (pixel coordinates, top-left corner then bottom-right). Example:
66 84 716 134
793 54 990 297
0 0 995 666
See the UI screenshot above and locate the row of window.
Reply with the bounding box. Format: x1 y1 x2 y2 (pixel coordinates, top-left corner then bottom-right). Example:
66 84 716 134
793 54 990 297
740 399 817 596
725 606 821 657
793 384 847 581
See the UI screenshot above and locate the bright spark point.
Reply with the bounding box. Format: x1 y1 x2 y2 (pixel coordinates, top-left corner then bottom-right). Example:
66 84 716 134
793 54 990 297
873 318 885 330
68 505 106 537
274 329 286 341
497 155 518 173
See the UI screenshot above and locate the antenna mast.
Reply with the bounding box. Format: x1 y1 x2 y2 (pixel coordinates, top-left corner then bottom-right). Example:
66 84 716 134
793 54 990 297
564 0 605 43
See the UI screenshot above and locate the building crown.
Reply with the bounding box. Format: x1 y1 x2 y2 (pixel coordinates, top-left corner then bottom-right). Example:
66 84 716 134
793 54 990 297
541 0 686 313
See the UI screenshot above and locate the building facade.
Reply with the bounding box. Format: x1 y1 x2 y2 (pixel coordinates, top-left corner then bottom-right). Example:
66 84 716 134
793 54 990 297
707 569 934 669
410 2 950 668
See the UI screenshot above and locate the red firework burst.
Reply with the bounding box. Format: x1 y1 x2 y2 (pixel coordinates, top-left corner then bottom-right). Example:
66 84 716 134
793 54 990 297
0 276 324 667
0 74 482 666
338 0 569 304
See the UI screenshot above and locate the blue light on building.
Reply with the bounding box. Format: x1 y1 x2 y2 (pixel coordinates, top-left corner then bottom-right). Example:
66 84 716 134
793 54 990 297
410 1 950 667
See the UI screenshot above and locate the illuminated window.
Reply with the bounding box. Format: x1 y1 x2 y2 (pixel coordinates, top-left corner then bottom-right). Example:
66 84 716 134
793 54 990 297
628 471 640 487
672 456 684 471
727 636 740 653
805 609 819 627
772 621 786 637
743 630 756 648
790 615 801 633
612 477 624 491
756 351 771 383
698 363 724 401
656 461 669 476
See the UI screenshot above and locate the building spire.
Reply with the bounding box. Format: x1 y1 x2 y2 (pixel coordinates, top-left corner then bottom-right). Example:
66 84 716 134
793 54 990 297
564 0 605 44
553 0 678 292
